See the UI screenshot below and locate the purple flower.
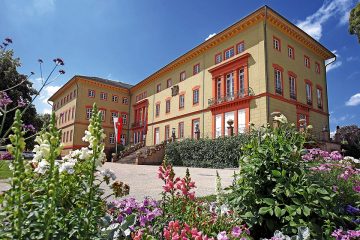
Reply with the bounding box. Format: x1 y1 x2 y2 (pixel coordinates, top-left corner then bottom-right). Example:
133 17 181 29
330 151 343 161
0 152 13 160
17 97 26 107
23 124 36 132
353 186 360 193
231 226 242 237
302 153 313 161
217 231 229 240
0 92 13 108
345 205 360 215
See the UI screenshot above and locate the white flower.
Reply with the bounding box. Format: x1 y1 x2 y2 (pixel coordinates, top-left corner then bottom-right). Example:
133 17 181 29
273 114 288 124
34 160 50 174
101 169 116 180
59 161 76 174
79 147 91 160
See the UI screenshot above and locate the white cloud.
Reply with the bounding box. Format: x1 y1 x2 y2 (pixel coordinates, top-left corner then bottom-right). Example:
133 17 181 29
346 56 359 62
296 0 355 40
31 0 56 15
330 130 336 138
205 33 216 41
39 85 61 104
326 50 342 72
326 61 342 72
345 93 360 106
330 114 355 124
42 108 52 114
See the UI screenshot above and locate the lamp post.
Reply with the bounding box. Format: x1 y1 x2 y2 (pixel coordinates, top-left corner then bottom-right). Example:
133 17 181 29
194 123 200 140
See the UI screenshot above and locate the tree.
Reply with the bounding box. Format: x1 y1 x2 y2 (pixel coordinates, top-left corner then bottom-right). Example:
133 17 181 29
349 2 360 43
335 125 360 158
0 38 65 149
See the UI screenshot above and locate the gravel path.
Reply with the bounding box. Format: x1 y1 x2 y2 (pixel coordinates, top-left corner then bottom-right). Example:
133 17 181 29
0 163 238 201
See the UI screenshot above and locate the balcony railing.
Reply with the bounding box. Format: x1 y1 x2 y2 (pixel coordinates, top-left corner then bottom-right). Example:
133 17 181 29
131 121 146 128
208 88 254 107
275 87 283 95
290 92 297 100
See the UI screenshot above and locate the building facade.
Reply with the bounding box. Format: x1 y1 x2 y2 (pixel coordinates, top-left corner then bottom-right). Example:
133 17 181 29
49 6 335 156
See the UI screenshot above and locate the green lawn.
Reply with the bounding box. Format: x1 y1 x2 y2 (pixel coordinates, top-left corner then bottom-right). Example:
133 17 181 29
0 161 12 179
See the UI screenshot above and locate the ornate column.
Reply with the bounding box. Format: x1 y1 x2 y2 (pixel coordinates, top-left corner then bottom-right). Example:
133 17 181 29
212 77 216 99
221 112 225 136
234 110 238 135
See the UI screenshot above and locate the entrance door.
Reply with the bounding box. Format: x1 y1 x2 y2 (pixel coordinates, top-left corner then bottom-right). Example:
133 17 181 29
154 128 160 145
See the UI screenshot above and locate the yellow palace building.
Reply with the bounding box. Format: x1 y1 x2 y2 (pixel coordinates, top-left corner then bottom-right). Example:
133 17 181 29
49 6 335 156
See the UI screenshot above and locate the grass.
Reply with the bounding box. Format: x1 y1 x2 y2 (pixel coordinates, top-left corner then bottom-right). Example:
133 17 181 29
0 161 12 180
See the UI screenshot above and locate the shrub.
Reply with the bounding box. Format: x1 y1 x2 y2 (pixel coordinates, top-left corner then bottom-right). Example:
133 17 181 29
335 125 360 158
227 115 355 239
165 134 251 168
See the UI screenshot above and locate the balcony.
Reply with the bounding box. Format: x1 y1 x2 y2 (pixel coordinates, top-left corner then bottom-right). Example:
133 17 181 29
208 88 254 107
131 121 146 128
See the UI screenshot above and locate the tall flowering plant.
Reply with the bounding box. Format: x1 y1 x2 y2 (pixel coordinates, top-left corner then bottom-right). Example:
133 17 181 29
0 104 126 239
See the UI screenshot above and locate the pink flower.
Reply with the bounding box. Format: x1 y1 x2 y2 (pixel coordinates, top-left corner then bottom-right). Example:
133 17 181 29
217 231 229 240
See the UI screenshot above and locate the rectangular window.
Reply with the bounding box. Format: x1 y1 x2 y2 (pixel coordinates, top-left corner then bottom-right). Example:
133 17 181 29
193 63 200 75
215 53 222 64
304 56 310 68
70 130 73 141
156 83 161 93
166 100 170 113
66 131 69 142
64 112 67 122
122 113 127 124
192 119 200 139
289 76 296 100
121 134 126 145
275 69 282 95
226 72 234 97
100 92 107 100
224 47 235 60
122 97 128 104
306 82 312 105
155 103 160 117
109 133 115 144
179 94 185 109
88 89 95 98
273 37 281 51
288 45 295 59
73 89 76 97
239 68 245 95
111 111 118 122
100 109 106 121
216 78 221 99
72 107 75 119
237 42 245 54
317 87 323 109
165 125 170 141
112 95 118 102
167 79 172 88
315 62 320 73
193 89 199 105
215 114 222 137
180 71 186 82
178 122 184 138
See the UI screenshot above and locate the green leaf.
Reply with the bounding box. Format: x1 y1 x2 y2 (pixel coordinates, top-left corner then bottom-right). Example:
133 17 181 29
303 205 311 216
272 170 282 177
242 211 255 218
263 198 275 206
259 207 272 215
274 206 282 218
291 198 302 205
317 188 329 195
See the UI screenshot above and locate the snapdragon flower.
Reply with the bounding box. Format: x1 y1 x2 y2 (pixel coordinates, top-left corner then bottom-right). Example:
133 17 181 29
34 159 50 174
101 169 116 180
59 161 75 174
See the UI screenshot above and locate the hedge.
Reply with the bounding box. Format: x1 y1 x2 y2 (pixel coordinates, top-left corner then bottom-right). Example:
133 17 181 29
165 134 251 168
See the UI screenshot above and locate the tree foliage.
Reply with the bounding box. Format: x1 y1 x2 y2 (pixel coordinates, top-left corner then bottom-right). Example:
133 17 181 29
335 125 360 158
0 47 45 149
349 2 360 43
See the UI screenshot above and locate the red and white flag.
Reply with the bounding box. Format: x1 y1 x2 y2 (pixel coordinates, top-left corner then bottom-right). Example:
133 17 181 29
113 117 123 144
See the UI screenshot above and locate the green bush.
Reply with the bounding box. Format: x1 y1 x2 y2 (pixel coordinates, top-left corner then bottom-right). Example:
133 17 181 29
227 116 354 239
165 134 251 168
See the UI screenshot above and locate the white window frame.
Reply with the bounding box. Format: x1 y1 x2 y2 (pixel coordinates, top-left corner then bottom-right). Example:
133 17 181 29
122 113 127 124
112 95 118 102
193 89 199 104
86 108 92 119
224 48 234 60
100 109 106 121
88 90 95 97
109 133 115 144
166 100 171 113
237 42 245 53
100 92 107 100
179 95 185 108
122 97 128 104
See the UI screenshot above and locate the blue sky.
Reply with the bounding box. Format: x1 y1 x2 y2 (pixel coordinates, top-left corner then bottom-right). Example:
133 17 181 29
0 0 359 133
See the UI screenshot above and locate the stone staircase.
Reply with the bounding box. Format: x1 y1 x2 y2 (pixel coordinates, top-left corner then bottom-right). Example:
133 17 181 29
115 143 165 165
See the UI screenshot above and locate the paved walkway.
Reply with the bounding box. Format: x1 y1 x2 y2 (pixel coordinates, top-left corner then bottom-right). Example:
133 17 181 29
0 163 238 201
